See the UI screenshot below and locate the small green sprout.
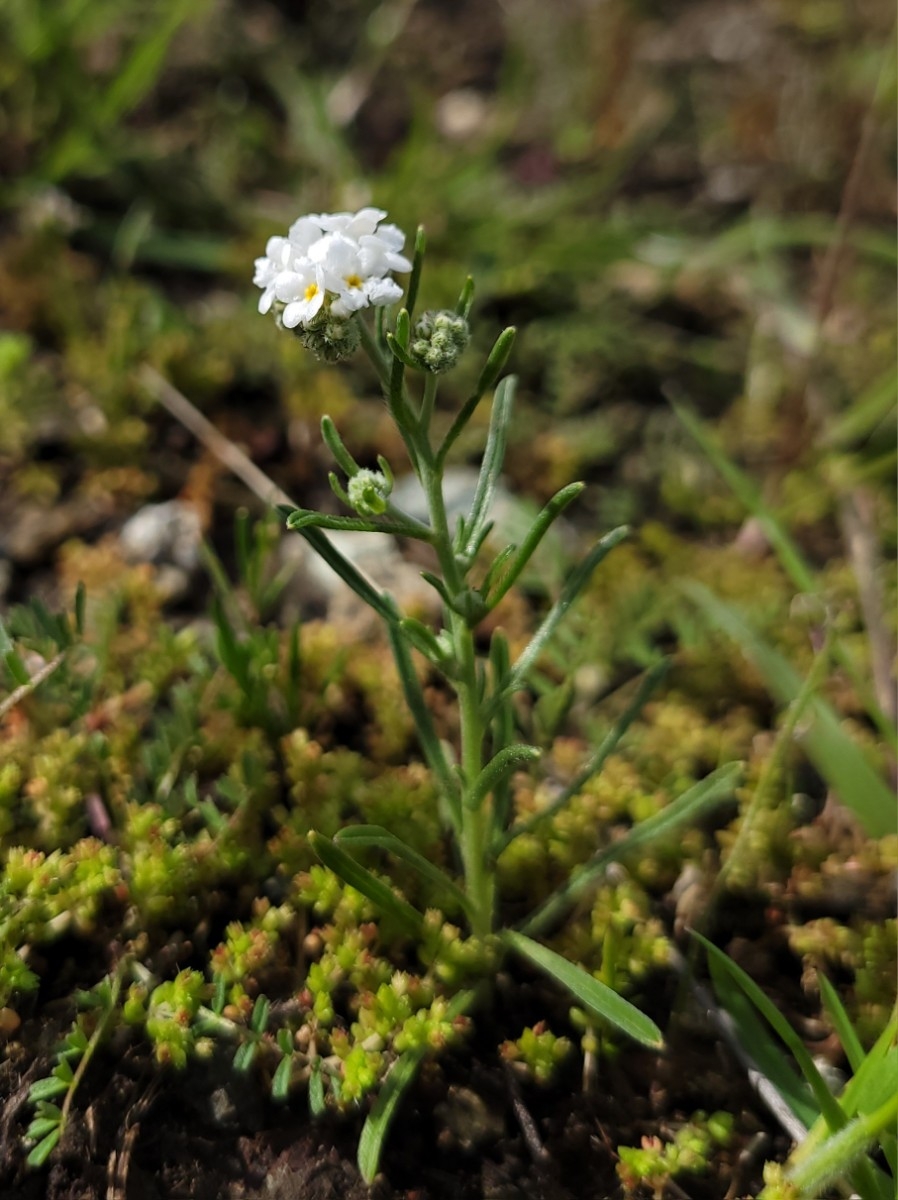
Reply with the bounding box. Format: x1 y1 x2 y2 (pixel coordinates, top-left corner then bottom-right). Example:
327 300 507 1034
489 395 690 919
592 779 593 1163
616 1111 733 1198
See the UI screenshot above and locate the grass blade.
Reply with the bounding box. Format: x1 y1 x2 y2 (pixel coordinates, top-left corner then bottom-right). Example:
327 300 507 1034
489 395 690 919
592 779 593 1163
357 989 476 1182
521 762 741 937
694 934 846 1132
503 931 663 1048
684 582 895 837
816 972 866 1075
334 825 472 916
309 833 424 937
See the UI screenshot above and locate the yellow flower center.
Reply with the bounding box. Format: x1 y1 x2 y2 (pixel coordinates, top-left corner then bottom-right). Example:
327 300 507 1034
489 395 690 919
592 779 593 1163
304 283 320 301
344 273 363 289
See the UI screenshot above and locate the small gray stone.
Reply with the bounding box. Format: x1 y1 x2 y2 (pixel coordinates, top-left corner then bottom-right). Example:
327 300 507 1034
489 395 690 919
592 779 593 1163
120 500 203 571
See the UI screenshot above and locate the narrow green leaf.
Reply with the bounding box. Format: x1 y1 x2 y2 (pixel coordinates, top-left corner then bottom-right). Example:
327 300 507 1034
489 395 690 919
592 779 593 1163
485 482 585 609
321 415 361 477
684 582 895 837
212 973 227 1016
28 1077 69 1102
309 1059 325 1116
291 526 394 623
54 1057 74 1083
781 1093 898 1200
272 1054 293 1101
502 659 670 849
233 1041 258 1073
488 630 516 836
74 582 86 637
309 832 424 937
0 613 30 687
26 1128 62 1169
405 228 425 320
504 931 663 1048
386 618 461 830
334 824 472 915
357 989 476 1182
522 762 741 937
386 331 420 369
398 618 451 670
465 744 540 811
25 1117 61 1140
820 366 898 449
670 397 895 745
503 526 629 699
358 1047 428 1183
395 308 411 349
286 508 430 541
694 933 846 1132
250 995 270 1034
437 327 516 468
706 941 819 1130
817 973 866 1076
464 376 516 558
671 399 815 591
830 1010 898 1125
419 570 454 609
456 275 475 319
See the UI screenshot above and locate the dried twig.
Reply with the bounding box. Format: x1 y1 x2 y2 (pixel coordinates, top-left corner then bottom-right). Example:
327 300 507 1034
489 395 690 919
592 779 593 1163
139 364 295 509
139 365 387 605
501 1061 551 1165
0 653 65 720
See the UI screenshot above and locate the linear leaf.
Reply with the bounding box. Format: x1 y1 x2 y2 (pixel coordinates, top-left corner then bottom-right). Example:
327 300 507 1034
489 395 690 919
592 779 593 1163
309 833 424 937
522 762 741 937
285 524 394 624
684 582 895 837
27 1077 69 1102
485 482 585 609
502 526 629 699
502 659 670 849
705 941 819 1129
694 934 846 1132
504 931 663 1048
26 1128 62 1169
463 376 516 557
357 989 476 1183
334 825 472 915
817 972 866 1076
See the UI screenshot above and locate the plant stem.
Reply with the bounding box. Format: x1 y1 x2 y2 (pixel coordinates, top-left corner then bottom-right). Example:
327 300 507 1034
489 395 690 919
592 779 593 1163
419 454 494 938
451 608 494 938
359 323 495 937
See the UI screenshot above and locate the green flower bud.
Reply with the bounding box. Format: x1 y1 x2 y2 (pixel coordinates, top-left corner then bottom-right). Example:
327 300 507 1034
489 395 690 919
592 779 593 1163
410 310 470 373
347 468 392 516
290 309 361 363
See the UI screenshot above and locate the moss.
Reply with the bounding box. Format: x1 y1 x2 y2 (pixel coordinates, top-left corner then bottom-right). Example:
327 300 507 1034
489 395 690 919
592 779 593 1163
787 915 897 1043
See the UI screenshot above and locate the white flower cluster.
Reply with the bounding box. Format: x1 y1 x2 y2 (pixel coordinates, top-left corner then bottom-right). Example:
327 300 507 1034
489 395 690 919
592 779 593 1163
253 207 411 330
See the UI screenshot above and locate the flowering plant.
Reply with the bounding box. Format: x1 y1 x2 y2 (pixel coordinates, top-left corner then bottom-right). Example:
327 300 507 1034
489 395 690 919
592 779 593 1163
256 207 739 1179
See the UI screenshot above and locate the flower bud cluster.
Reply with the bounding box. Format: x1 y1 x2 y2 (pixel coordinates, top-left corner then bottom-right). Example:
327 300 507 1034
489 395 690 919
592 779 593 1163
410 310 470 373
253 207 411 336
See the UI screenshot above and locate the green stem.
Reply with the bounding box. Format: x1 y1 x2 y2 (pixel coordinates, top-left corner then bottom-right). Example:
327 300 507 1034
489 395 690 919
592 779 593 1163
356 314 391 390
359 313 495 939
419 372 438 436
418 450 493 937
452 609 494 938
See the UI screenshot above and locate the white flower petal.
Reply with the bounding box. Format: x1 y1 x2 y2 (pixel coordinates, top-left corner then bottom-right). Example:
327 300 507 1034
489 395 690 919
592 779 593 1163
365 277 403 306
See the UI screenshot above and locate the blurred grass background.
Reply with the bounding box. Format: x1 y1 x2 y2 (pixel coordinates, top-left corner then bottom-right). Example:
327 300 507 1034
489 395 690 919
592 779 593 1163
1 0 894 521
